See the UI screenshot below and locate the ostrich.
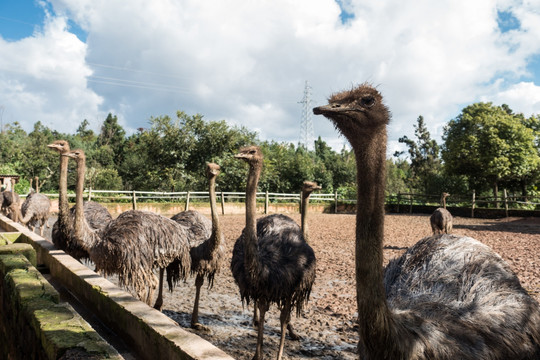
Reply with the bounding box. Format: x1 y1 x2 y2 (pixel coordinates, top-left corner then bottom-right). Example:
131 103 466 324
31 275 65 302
65 149 192 305
230 146 316 360
251 180 321 337
165 163 226 329
430 192 452 234
300 180 321 243
2 179 21 222
313 83 540 359
47 140 113 263
17 192 51 236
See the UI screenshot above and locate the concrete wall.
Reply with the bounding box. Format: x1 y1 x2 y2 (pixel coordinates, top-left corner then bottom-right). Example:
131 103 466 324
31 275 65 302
0 215 234 360
0 234 121 360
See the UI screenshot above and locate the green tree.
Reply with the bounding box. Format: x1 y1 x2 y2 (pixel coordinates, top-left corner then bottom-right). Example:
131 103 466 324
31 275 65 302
97 113 126 167
442 103 540 205
395 116 441 194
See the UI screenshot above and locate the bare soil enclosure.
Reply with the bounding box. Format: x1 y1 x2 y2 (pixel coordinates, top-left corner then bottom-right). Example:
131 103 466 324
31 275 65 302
42 212 540 359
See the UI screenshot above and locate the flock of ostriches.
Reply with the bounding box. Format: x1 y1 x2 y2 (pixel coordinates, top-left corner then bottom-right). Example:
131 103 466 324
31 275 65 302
1 84 540 360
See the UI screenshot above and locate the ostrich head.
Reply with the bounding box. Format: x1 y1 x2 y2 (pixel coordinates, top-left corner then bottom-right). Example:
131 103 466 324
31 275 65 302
47 140 70 154
302 181 321 195
313 83 390 142
64 149 86 163
234 145 263 165
206 163 221 178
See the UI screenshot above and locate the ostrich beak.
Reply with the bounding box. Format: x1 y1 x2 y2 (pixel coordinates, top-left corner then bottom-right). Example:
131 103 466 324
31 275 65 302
313 104 346 115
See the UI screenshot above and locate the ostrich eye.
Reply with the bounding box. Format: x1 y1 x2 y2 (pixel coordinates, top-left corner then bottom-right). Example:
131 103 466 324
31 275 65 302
360 96 375 108
249 150 256 154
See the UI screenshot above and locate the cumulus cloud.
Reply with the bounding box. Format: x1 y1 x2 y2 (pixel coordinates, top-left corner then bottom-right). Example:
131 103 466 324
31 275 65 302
0 11 103 132
2 0 540 153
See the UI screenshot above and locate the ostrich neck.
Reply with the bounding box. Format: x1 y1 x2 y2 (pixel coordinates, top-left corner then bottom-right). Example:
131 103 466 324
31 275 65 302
442 196 447 209
244 162 262 278
58 154 69 223
351 127 395 346
301 192 310 242
73 157 99 251
208 175 222 252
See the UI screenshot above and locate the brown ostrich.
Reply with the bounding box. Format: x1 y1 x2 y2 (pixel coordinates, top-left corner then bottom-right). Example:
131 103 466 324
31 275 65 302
166 163 226 329
17 192 51 236
314 83 540 359
430 192 453 234
300 180 321 243
230 146 316 360
47 140 113 264
65 149 192 305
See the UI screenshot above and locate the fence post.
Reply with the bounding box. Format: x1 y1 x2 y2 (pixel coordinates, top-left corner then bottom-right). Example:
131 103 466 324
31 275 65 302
185 191 191 211
299 191 303 214
334 191 338 214
220 191 225 215
471 190 476 218
409 192 413 214
397 193 401 213
265 191 269 215
132 190 137 210
504 189 509 218
88 187 92 201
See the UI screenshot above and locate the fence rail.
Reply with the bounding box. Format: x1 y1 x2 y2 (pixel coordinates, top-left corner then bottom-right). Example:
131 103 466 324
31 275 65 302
32 188 540 217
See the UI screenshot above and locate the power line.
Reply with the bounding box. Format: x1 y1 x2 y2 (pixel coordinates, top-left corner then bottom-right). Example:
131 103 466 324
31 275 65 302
298 80 314 150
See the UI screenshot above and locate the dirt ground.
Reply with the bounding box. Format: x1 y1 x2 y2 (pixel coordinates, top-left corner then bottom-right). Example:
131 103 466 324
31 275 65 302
41 212 540 359
156 213 540 360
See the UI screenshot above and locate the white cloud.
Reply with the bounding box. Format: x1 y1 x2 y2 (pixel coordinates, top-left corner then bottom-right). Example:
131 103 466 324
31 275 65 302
486 81 540 116
0 12 103 132
1 0 540 153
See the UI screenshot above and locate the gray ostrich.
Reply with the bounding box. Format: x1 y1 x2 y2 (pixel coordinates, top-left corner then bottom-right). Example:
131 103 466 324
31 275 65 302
2 179 21 222
17 192 51 236
47 140 113 263
66 149 192 305
230 146 316 360
166 163 226 329
430 192 453 234
314 83 540 359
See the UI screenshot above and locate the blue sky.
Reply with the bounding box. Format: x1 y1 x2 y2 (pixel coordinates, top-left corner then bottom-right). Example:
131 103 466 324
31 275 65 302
1 0 540 155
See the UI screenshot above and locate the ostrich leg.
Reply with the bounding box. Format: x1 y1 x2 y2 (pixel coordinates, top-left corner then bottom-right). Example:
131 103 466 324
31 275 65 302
191 274 209 330
278 302 293 359
154 268 165 310
254 301 269 360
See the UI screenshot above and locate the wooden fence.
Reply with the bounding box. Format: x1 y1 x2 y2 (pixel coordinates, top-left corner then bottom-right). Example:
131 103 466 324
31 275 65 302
390 191 540 218
30 188 540 217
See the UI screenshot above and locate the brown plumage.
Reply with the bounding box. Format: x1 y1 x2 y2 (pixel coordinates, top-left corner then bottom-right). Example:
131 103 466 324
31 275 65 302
166 163 226 329
230 146 316 360
18 192 51 236
2 178 21 222
314 83 540 359
65 149 191 305
48 140 113 264
430 192 453 234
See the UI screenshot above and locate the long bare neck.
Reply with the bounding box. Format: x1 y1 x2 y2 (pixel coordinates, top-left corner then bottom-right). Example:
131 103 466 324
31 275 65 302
351 126 395 347
244 162 262 279
208 175 222 252
441 194 447 209
301 191 311 242
73 157 97 250
58 154 69 222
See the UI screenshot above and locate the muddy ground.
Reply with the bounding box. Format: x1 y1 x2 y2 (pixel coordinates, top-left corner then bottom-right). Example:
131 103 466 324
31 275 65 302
43 212 540 359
